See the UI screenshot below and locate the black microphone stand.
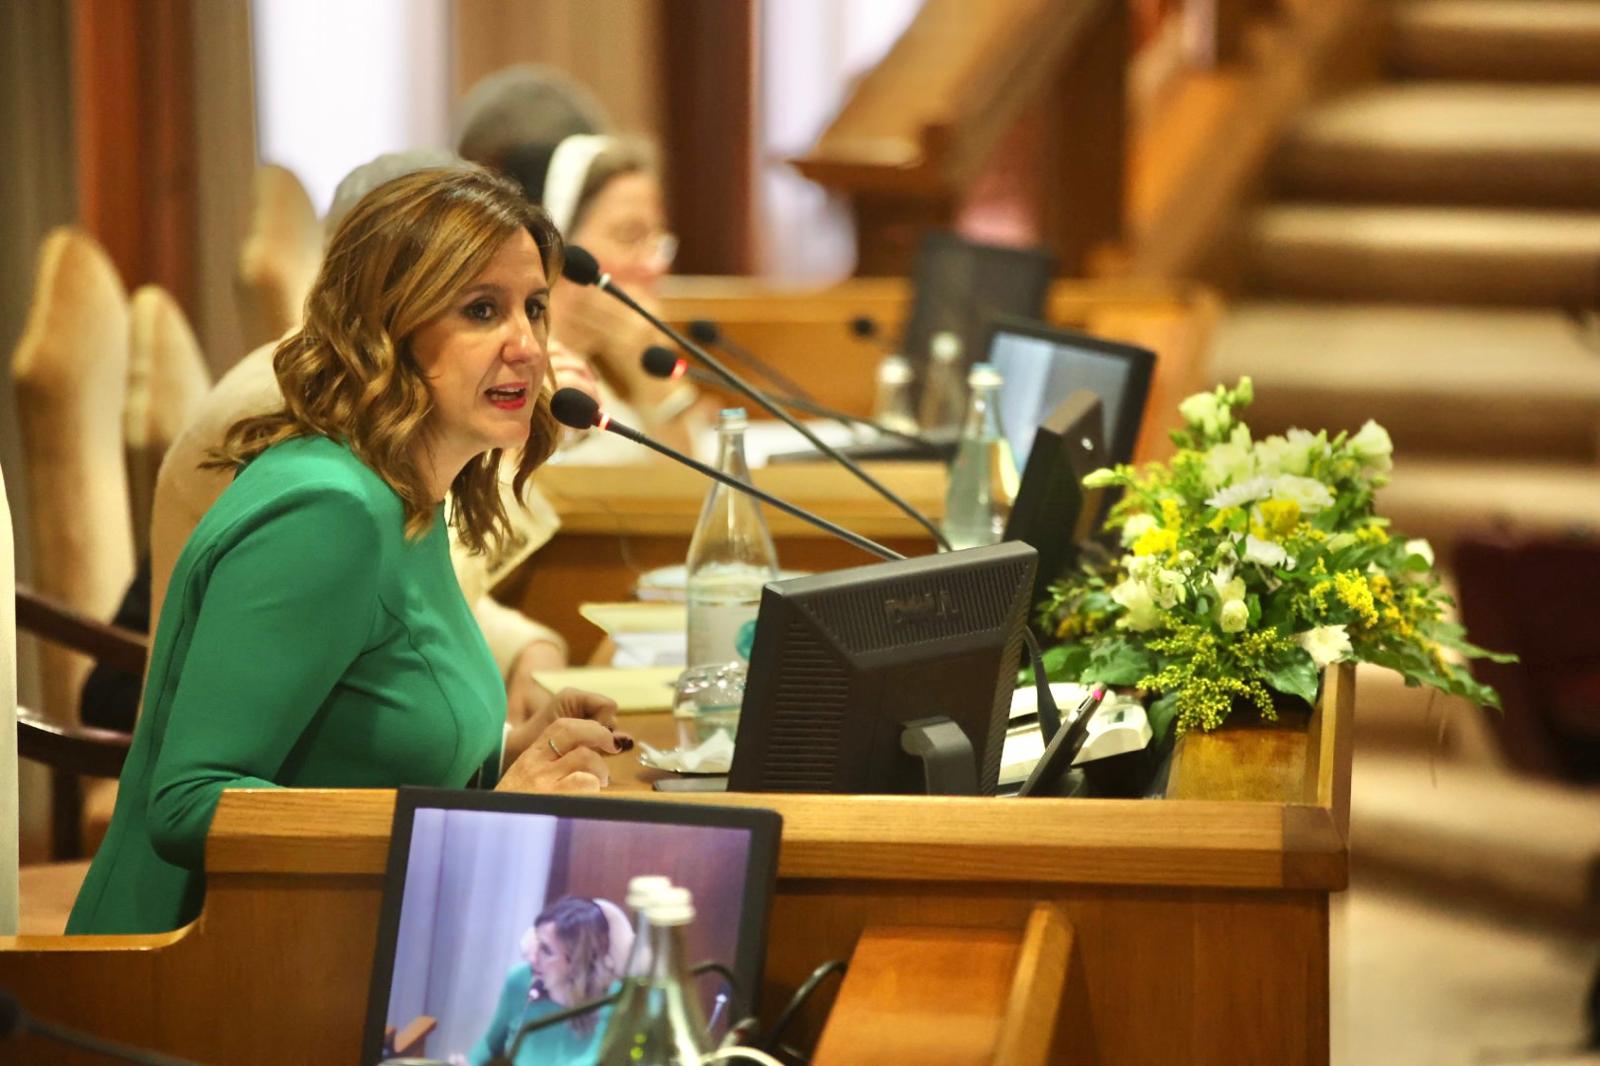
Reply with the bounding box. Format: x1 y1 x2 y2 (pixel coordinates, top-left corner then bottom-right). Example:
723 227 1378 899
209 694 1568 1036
689 319 822 408
568 251 954 551
1 991 202 1066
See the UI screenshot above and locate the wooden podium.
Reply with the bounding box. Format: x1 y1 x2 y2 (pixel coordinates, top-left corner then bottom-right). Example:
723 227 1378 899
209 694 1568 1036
0 664 1352 1065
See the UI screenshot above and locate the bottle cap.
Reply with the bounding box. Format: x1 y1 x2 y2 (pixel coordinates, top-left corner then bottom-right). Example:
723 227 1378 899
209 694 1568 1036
626 875 673 910
967 362 1003 388
930 331 962 363
644 886 695 926
876 355 912 385
719 407 748 430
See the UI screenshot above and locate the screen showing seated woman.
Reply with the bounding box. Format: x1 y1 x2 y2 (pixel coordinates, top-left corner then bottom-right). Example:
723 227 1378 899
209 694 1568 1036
365 792 778 1066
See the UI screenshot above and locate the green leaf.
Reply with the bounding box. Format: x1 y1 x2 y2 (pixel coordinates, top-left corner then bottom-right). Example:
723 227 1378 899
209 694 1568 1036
1146 690 1180 744
1263 648 1320 705
1087 639 1156 686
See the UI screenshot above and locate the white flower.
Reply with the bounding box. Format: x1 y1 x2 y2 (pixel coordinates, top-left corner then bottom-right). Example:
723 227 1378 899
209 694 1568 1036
1120 512 1158 548
1256 428 1322 478
1326 532 1356 553
1349 420 1393 473
1405 538 1434 567
1150 568 1187 609
1212 572 1246 603
1243 535 1290 569
1083 467 1119 488
1219 599 1249 633
1206 475 1272 510
1201 425 1256 489
1269 474 1334 514
1111 576 1164 631
1295 624 1353 668
1179 390 1229 437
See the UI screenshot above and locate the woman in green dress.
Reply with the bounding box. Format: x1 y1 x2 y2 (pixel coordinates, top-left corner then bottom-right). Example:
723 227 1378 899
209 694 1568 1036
469 896 630 1066
69 167 629 936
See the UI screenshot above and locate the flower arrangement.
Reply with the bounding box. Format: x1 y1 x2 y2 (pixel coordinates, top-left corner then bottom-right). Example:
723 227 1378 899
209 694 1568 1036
1037 378 1512 737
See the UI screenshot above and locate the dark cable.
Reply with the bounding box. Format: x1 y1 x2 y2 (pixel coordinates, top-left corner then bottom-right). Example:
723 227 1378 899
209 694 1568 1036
760 958 848 1054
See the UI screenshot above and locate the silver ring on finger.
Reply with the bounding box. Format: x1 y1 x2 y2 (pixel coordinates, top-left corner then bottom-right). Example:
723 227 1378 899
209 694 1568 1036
548 736 564 758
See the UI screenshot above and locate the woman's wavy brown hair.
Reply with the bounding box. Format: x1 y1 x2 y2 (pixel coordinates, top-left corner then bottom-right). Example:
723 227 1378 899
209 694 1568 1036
209 165 563 554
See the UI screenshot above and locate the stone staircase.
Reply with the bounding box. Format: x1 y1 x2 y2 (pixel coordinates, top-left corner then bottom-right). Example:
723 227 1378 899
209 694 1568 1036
1213 0 1600 557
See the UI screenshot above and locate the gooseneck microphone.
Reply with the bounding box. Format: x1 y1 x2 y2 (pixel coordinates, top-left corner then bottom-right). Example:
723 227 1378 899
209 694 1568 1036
560 247 952 551
0 990 201 1065
549 387 1062 742
687 318 820 407
551 388 903 563
639 346 944 459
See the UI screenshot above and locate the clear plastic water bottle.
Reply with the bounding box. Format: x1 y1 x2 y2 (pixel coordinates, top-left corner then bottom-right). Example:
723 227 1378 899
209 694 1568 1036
595 887 710 1066
919 330 967 432
679 409 778 745
871 354 920 436
942 362 1019 550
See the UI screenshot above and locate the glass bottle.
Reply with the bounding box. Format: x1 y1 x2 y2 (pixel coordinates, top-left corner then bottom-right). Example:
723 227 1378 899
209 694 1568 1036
871 354 920 436
595 887 710 1066
942 363 1019 550
679 409 779 745
919 330 967 433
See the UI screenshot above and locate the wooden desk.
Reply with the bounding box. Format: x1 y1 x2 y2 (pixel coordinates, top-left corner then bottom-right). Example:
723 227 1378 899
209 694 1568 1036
512 460 947 664
0 664 1352 1065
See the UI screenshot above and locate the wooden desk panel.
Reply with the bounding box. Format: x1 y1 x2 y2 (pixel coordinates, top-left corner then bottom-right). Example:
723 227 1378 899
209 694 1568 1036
0 666 1352 1065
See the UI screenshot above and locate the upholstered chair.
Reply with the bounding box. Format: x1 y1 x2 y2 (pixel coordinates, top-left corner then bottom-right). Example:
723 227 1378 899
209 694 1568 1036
125 285 212 556
9 228 137 732
2 463 18 935
236 164 321 351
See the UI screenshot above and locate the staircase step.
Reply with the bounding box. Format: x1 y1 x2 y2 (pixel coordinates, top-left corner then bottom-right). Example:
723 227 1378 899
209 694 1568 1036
1277 85 1600 207
1245 204 1600 304
1211 301 1600 459
1390 0 1600 82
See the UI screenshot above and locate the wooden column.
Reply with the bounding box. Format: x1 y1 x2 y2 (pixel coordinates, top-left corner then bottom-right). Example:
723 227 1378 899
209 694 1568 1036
658 0 756 275
71 0 197 311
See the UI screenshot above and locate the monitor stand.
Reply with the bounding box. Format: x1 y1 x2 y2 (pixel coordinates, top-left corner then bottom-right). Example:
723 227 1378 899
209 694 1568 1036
900 717 979 796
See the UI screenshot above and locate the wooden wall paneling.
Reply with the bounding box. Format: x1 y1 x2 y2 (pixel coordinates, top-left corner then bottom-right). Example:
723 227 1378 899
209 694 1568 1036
452 0 666 143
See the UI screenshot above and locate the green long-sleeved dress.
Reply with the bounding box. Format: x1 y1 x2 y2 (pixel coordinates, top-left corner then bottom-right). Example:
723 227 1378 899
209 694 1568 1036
69 436 506 935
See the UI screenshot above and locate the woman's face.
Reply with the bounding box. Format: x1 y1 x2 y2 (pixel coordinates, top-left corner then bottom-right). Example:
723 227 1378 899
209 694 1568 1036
528 921 572 998
410 227 551 460
570 170 673 295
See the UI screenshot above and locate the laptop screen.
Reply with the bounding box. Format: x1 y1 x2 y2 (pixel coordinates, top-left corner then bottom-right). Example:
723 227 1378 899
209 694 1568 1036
985 318 1156 470
362 789 781 1065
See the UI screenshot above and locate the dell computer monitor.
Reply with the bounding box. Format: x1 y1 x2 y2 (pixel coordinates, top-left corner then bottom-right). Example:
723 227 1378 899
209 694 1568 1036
1003 390 1107 618
902 231 1056 396
729 541 1038 797
983 316 1155 471
362 789 781 1065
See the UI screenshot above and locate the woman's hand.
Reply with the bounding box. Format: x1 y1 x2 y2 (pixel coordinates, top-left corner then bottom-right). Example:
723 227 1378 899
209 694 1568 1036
496 717 630 793
504 641 567 726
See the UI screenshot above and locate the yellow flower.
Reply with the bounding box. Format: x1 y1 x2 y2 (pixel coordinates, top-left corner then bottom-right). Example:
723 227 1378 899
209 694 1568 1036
1160 498 1183 529
1334 571 1380 628
1131 526 1179 558
1355 525 1390 546
1253 498 1301 540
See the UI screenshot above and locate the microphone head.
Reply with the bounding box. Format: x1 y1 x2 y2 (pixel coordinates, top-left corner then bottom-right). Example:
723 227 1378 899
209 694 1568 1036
551 387 602 429
849 315 879 340
640 345 683 380
560 245 602 287
687 319 721 345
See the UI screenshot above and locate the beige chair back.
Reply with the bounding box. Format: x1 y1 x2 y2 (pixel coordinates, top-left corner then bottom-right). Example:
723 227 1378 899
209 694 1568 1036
9 228 136 727
125 285 213 556
236 164 321 352
1 463 18 934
